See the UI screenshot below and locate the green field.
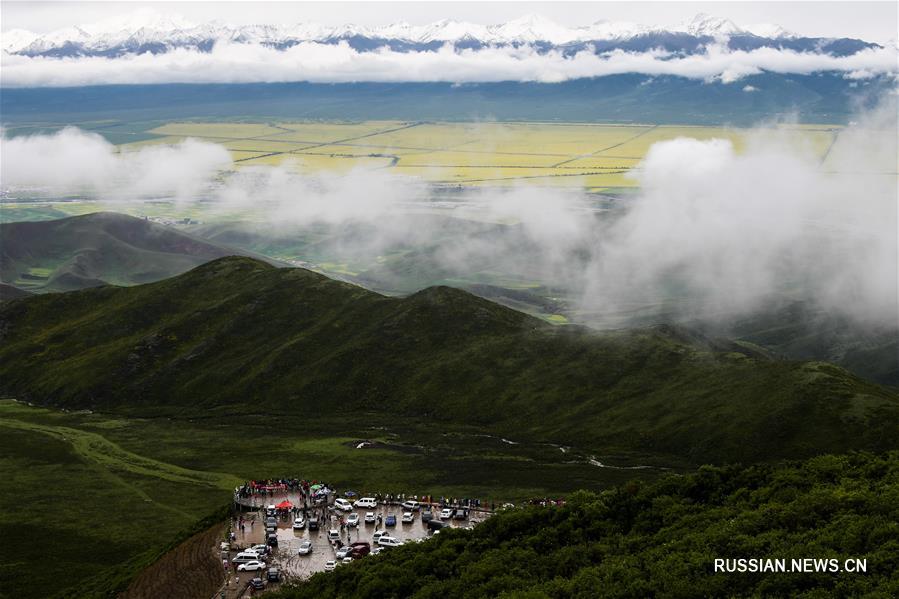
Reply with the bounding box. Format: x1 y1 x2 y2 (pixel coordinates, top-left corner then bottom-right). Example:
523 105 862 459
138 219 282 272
118 120 839 191
0 399 668 599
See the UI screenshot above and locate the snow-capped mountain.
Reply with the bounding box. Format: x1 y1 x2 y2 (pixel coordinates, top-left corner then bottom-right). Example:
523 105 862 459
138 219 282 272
1 10 879 57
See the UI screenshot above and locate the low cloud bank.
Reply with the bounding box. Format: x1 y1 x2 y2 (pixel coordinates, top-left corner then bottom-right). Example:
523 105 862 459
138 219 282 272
1 103 895 328
2 41 896 87
0 128 231 200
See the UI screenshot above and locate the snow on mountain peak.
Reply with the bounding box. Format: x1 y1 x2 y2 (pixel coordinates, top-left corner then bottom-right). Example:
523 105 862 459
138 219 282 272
678 13 746 38
3 11 813 56
745 23 797 39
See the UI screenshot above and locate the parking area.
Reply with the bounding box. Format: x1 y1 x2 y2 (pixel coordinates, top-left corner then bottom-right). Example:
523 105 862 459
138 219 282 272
218 494 490 596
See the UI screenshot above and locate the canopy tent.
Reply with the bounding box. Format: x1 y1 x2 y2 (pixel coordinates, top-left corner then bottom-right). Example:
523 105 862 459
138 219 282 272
275 500 294 509
310 484 323 490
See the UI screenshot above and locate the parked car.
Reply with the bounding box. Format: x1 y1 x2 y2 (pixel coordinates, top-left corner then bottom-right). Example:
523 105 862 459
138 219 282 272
354 497 377 508
371 547 384 556
249 544 269 556
334 498 353 512
293 517 305 529
265 505 276 517
427 519 447 531
328 529 340 542
421 509 433 522
324 560 337 572
372 530 387 543
346 513 360 527
401 512 414 523
342 556 353 564
308 517 320 531
237 560 266 572
377 536 404 547
336 546 354 559
267 567 281 582
233 551 264 564
265 526 276 536
265 517 278 528
385 514 396 527
439 508 453 520
453 509 468 520
249 577 266 590
267 533 278 547
364 511 376 523
298 540 313 555
349 542 371 558
401 500 420 511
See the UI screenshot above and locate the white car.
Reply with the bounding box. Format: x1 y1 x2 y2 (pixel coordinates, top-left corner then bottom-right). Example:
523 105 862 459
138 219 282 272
354 497 377 508
237 560 266 572
364 511 376 523
328 529 340 542
336 546 353 559
324 560 337 572
293 517 305 529
377 536 404 547
334 498 354 512
233 550 263 563
346 513 360 527
440 508 453 520
401 512 414 523
371 547 384 555
298 540 313 555
372 530 387 543
249 545 269 555
401 500 420 511
342 556 353 563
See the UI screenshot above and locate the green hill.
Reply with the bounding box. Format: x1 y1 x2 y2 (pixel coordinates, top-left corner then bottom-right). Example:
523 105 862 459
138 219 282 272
269 451 899 599
0 212 270 293
1 256 897 465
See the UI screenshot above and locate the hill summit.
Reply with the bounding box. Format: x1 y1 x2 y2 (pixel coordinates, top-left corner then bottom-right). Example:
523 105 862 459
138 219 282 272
1 256 897 465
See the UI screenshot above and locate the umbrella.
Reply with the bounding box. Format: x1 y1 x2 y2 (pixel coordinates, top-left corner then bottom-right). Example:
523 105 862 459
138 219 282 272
310 484 323 490
345 491 357 497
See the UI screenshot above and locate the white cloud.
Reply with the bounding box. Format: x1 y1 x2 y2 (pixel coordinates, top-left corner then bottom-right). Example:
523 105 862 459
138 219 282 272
742 85 758 92
0 127 232 201
1 41 896 87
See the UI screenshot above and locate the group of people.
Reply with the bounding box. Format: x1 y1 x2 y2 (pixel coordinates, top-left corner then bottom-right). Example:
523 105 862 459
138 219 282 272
235 478 334 499
234 477 504 516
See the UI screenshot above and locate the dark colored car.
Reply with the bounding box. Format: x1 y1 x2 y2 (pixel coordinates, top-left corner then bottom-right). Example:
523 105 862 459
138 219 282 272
349 541 371 557
385 514 397 527
427 519 447 531
267 567 281 582
421 510 433 522
453 509 468 520
308 517 319 531
267 533 278 547
249 578 266 590
265 517 278 528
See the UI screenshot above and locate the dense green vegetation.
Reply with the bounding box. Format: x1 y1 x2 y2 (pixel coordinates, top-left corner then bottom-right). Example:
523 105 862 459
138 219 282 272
2 256 897 466
0 399 659 599
0 212 270 292
273 451 899 598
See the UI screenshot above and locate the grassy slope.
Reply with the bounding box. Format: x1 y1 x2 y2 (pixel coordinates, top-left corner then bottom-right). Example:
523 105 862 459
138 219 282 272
0 396 668 599
0 212 269 292
1 256 897 465
271 451 899 599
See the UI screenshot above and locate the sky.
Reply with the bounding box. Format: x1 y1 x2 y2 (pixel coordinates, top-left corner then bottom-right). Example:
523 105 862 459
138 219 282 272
2 1 896 42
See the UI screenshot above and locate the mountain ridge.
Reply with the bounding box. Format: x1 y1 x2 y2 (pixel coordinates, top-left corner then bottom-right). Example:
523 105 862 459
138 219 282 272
1 255 897 465
4 12 879 58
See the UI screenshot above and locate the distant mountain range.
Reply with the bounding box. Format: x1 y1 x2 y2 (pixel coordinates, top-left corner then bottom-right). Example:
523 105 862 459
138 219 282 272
3 12 881 59
0 212 276 292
